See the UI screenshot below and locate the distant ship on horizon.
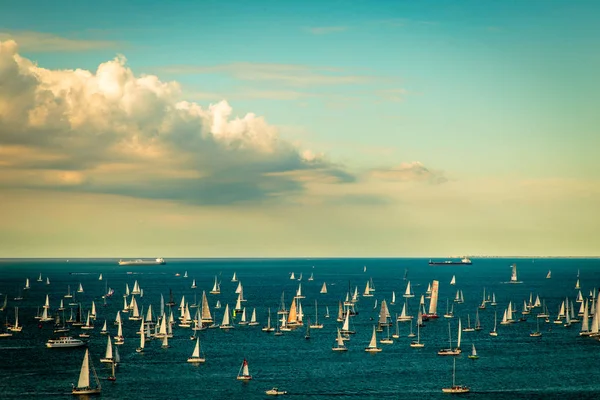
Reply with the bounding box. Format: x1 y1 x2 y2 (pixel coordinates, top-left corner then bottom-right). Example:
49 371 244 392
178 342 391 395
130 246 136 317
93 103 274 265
429 257 472 266
118 258 166 266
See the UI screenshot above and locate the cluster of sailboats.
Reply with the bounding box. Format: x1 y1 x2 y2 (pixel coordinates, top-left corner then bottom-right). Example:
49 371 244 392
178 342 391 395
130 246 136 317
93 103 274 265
2 263 599 395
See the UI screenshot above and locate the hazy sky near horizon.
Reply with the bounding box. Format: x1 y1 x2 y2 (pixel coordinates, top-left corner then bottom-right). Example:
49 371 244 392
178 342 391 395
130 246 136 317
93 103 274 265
0 0 598 257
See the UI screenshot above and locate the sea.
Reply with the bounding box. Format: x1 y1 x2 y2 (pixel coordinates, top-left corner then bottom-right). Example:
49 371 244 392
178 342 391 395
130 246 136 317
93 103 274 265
0 257 599 399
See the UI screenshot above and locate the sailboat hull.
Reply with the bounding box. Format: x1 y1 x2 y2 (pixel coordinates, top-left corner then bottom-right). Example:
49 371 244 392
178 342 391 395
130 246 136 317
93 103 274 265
72 388 101 395
187 357 206 363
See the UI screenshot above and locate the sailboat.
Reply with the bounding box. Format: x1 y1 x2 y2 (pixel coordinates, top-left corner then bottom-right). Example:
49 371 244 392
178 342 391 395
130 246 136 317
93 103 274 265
220 304 234 329
9 307 22 332
37 273 43 282
380 324 394 344
546 270 551 279
509 263 522 284
237 359 252 380
248 308 259 326
468 343 479 359
304 319 311 339
72 349 101 395
392 316 400 339
441 358 470 394
99 273 103 281
0 295 9 312
310 300 324 329
100 336 114 363
308 272 314 281
46 277 50 285
365 325 382 352
77 283 84 293
231 272 238 282
325 306 330 318
209 276 220 295
332 328 348 351
489 311 498 336
437 320 461 355
24 278 30 290
187 337 206 363
136 330 145 353
390 291 396 305
450 275 456 286
262 308 274 332
363 280 373 297
403 281 414 298
530 316 542 337
410 321 424 348
320 282 327 294
462 315 474 332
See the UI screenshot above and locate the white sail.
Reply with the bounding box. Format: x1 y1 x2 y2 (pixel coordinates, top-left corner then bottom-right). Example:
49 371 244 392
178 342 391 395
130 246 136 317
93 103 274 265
250 308 257 324
391 291 396 305
403 281 414 298
192 337 201 357
450 275 456 286
320 282 327 294
221 304 231 327
99 273 103 281
235 282 242 294
546 270 551 279
77 349 91 389
428 280 439 315
456 318 462 349
232 272 237 282
104 336 113 360
336 328 345 347
201 291 212 323
363 280 372 297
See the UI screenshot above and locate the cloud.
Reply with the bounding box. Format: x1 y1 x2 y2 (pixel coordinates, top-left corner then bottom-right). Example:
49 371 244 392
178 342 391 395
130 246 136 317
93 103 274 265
0 40 353 205
0 31 120 52
370 162 448 184
156 62 374 87
305 26 348 35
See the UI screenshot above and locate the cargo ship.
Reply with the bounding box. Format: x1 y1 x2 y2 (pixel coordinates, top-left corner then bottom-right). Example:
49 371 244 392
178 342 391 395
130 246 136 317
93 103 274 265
118 257 166 266
429 257 472 266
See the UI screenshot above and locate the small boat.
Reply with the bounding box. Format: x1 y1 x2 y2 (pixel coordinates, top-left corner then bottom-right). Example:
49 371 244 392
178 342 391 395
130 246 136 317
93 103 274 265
209 276 220 295
231 272 238 282
320 282 327 294
489 311 498 337
546 270 551 279
187 337 206 363
509 263 522 284
309 300 324 329
530 316 542 337
237 359 252 380
262 308 274 332
37 273 43 282
468 343 479 359
450 275 456 286
308 272 314 281
364 325 382 352
71 349 101 395
332 328 348 351
410 321 424 348
266 388 287 396
441 358 470 394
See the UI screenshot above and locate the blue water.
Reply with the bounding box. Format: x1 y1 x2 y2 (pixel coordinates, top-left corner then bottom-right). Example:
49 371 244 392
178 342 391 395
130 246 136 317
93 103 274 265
0 258 599 399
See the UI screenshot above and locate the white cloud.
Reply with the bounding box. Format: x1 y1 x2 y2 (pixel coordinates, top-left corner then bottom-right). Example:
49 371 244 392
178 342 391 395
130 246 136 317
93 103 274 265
0 40 352 205
370 161 448 184
0 31 120 52
157 62 374 87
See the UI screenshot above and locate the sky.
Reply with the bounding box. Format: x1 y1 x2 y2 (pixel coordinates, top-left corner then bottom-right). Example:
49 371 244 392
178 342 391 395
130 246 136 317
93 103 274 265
0 0 598 257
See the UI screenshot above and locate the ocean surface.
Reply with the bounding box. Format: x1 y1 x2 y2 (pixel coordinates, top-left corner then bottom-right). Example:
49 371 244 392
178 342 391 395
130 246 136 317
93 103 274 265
1 257 599 399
